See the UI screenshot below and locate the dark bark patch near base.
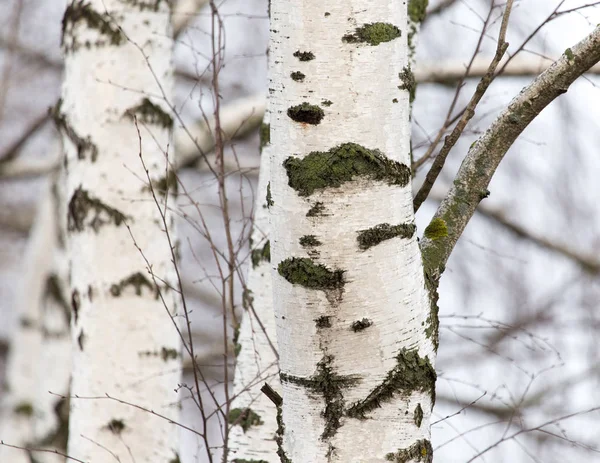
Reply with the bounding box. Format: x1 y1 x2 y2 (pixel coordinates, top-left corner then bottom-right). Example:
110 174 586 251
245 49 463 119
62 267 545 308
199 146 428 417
315 315 332 328
342 23 401 46
290 71 306 82
293 50 315 61
110 272 156 298
278 257 344 291
299 235 322 248
68 186 129 232
307 201 326 217
414 403 423 427
347 348 436 419
284 143 410 197
251 240 271 268
228 408 264 433
280 355 360 440
386 439 433 462
357 223 416 250
52 99 99 162
350 318 372 332
125 98 173 129
287 103 325 125
61 2 124 51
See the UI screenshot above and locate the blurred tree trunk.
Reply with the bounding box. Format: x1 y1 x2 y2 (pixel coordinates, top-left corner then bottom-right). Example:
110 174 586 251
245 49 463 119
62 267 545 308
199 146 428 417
59 1 181 461
268 0 437 461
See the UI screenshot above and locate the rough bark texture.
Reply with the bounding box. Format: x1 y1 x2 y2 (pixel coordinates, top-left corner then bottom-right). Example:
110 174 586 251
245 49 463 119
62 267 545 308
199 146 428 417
269 1 436 461
60 1 181 461
228 111 280 462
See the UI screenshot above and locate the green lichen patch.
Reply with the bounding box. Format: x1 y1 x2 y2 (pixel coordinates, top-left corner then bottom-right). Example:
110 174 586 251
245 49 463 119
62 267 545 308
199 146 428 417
386 439 433 462
52 99 98 162
284 143 410 197
423 218 448 240
68 186 128 232
299 235 322 247
266 182 274 208
408 0 429 23
61 1 124 51
291 71 306 82
293 50 315 61
357 223 416 250
307 201 326 217
287 103 325 125
278 257 344 290
280 355 360 439
399 66 417 103
565 48 575 63
110 272 156 297
342 23 401 46
259 123 270 151
106 418 126 435
14 402 34 416
315 315 332 328
350 318 373 332
414 403 423 427
125 98 173 129
321 100 333 107
251 240 271 268
228 408 264 433
347 348 436 419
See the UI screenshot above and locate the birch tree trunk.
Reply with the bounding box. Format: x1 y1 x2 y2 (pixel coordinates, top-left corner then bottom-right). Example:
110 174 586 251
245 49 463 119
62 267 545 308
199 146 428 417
269 1 437 461
228 112 280 461
59 1 181 461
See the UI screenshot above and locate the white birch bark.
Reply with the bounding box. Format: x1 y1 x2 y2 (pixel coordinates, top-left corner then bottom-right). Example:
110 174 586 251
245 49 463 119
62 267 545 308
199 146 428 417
60 1 181 461
0 178 56 463
32 171 71 463
269 1 437 461
228 111 280 461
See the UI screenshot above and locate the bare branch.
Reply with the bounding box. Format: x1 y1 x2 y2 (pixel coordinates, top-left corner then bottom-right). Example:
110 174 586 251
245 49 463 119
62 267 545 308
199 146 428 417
420 25 600 278
413 0 514 212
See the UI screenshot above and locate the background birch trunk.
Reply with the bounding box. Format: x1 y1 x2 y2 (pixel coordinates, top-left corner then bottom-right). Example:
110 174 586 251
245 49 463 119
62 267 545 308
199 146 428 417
59 1 181 461
269 1 437 461
228 111 280 461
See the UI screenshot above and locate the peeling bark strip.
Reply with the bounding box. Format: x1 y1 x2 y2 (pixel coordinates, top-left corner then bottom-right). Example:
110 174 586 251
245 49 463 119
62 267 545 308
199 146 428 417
278 257 344 290
68 186 128 232
228 408 264 433
357 223 416 250
61 1 124 50
251 240 271 268
52 99 99 162
347 348 436 419
280 355 360 439
287 102 324 124
284 143 410 197
386 439 433 463
125 98 173 128
109 272 156 297
342 23 401 46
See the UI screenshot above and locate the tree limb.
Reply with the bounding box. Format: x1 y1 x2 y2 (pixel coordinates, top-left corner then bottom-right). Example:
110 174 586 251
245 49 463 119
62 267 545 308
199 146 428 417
420 25 600 278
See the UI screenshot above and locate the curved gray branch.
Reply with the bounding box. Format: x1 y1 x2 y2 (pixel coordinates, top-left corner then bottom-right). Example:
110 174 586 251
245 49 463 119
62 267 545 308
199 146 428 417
420 26 600 278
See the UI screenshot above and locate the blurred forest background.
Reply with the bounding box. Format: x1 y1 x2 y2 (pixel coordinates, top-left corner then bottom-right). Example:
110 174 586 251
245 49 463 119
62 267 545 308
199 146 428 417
1 0 600 461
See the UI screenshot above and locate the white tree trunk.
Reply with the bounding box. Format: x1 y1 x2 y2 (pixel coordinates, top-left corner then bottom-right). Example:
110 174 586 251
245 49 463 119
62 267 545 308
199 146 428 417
0 180 56 463
60 2 181 461
269 1 437 461
228 112 281 461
